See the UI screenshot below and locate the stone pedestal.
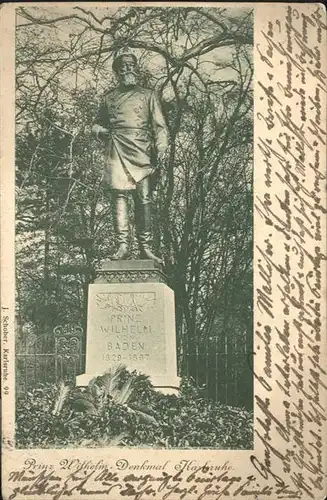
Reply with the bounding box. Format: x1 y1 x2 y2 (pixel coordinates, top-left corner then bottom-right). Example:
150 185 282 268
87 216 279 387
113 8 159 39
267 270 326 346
76 260 180 394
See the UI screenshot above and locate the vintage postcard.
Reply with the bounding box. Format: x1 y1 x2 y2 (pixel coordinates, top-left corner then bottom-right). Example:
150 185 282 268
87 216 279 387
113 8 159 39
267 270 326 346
1 2 326 499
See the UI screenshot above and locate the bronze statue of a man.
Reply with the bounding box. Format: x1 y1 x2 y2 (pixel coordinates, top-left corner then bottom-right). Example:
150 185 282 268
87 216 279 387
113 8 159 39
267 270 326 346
92 51 169 264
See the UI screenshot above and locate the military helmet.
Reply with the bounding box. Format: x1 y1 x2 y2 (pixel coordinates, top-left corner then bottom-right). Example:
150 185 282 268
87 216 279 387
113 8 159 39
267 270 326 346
112 48 138 73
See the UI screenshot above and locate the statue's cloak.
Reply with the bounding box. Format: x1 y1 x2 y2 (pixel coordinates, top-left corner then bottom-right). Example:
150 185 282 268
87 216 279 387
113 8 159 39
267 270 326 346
93 86 169 190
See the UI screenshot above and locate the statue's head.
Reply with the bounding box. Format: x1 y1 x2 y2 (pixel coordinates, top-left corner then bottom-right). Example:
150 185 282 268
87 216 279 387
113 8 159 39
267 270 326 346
112 51 139 87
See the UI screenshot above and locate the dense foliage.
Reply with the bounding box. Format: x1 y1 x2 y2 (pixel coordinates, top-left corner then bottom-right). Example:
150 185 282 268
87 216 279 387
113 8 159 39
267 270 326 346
16 368 253 449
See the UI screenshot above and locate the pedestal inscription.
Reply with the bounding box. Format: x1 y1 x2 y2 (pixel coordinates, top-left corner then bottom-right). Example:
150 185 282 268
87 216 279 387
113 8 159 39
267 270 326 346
77 280 179 392
94 290 164 373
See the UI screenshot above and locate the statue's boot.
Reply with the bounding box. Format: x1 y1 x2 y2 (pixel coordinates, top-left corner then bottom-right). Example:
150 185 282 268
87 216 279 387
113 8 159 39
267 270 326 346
135 199 163 265
111 192 129 260
139 235 163 265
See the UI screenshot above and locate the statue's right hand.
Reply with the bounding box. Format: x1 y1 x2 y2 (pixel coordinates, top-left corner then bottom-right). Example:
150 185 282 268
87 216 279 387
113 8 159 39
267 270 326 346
92 124 110 142
98 128 110 141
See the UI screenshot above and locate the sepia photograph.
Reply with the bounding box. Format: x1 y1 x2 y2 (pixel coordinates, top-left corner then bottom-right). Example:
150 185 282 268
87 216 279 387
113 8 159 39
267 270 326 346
1 3 326 500
14 5 253 450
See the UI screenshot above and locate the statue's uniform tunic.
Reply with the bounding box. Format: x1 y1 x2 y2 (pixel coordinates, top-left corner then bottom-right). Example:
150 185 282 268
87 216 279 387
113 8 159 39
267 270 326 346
93 86 169 191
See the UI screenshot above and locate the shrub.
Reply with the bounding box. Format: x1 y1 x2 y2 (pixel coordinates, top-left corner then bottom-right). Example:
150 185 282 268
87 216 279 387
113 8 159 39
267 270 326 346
16 367 253 449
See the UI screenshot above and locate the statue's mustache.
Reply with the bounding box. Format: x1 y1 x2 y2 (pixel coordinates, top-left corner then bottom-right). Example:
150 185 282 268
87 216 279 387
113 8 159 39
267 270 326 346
120 70 138 77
